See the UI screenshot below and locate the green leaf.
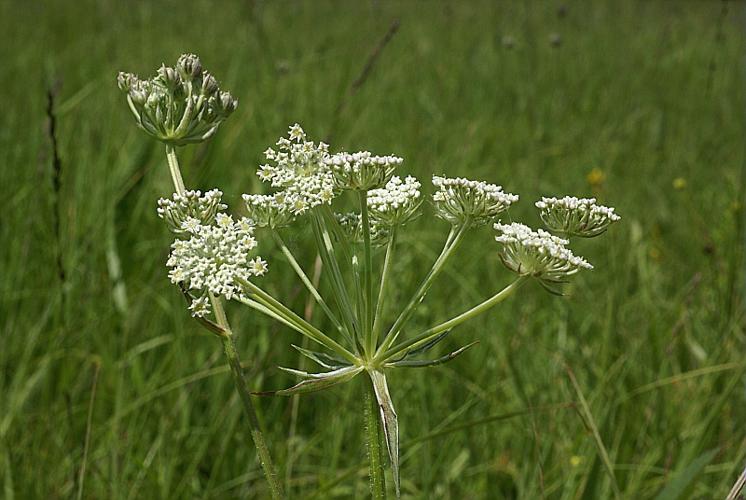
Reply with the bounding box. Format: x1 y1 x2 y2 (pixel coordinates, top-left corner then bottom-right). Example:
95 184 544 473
255 366 363 396
369 370 400 498
386 341 478 368
654 448 719 500
291 344 351 370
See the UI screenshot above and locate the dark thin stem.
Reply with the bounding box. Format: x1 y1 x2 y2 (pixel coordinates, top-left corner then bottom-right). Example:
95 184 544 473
218 315 284 499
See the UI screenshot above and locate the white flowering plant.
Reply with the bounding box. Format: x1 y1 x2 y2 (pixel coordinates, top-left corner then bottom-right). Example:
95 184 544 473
118 54 620 499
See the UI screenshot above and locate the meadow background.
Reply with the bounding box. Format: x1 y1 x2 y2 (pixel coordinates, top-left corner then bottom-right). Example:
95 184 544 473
2 0 746 498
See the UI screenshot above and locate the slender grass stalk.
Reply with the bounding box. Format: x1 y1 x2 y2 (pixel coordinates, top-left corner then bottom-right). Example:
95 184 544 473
167 147 284 499
377 277 527 362
364 379 387 499
377 221 470 355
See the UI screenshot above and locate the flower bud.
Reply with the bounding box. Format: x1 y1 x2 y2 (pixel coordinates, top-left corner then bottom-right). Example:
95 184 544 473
201 73 219 96
157 65 181 89
176 53 202 80
116 72 136 92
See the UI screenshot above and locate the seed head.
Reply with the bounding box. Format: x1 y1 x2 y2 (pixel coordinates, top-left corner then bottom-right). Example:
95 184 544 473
494 222 592 287
432 176 518 227
536 196 620 237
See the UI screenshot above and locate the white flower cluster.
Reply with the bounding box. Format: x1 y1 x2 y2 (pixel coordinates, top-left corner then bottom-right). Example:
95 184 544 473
117 54 238 145
494 222 592 284
253 124 335 218
432 176 519 227
335 212 389 246
325 151 403 190
167 213 267 317
536 196 621 237
157 189 227 234
368 176 422 227
242 192 295 229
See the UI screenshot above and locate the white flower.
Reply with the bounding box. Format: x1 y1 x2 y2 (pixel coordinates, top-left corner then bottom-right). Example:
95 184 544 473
494 222 592 287
157 189 227 234
536 196 621 237
368 176 422 226
432 176 518 227
251 124 335 217
325 151 403 190
249 257 268 276
166 215 267 316
188 296 212 318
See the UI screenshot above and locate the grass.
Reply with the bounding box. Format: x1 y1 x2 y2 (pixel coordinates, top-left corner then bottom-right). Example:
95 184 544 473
1 0 745 498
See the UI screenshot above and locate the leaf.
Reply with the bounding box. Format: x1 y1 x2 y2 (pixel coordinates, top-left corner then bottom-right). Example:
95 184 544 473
254 366 363 396
654 448 719 500
291 344 351 370
369 370 400 498
388 329 453 363
386 341 478 368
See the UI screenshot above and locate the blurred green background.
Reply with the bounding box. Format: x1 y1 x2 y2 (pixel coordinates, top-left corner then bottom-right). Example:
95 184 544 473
2 0 745 498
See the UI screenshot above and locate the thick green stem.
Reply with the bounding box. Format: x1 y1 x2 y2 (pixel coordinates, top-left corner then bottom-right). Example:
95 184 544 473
377 222 470 355
365 379 387 499
165 145 186 195
377 277 527 362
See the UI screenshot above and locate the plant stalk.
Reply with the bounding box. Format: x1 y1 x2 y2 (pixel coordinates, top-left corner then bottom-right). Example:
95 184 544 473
271 230 346 338
214 297 284 499
364 379 387 499
165 145 186 195
166 147 283 499
371 229 396 348
378 277 527 362
377 222 470 355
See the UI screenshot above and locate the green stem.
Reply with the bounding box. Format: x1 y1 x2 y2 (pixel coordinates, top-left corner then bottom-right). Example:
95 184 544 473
359 190 374 355
364 379 387 499
371 229 396 350
213 296 284 500
165 145 186 195
271 230 346 337
166 147 283 499
311 211 360 344
377 222 470 355
236 278 359 365
377 277 527 362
